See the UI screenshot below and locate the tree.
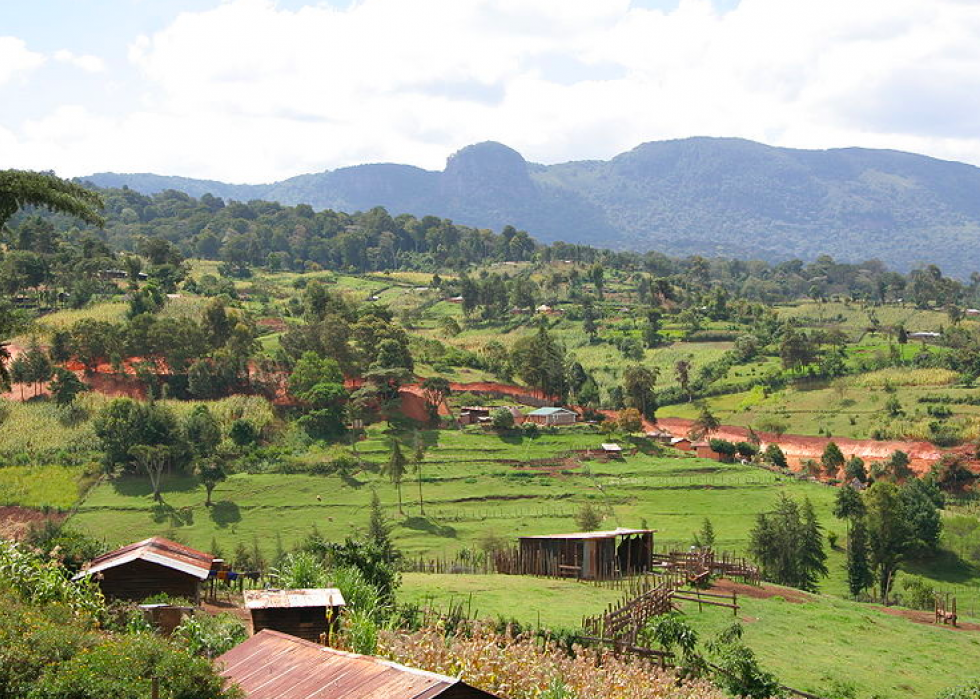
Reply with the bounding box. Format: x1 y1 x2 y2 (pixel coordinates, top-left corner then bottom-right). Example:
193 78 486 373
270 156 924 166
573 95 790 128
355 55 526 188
690 403 720 440
864 482 910 604
846 517 874 598
289 352 348 439
0 169 104 229
821 441 845 478
900 477 943 552
844 455 867 483
833 484 866 523
129 444 171 502
675 360 693 401
412 430 426 515
196 456 228 507
763 443 787 469
0 342 10 393
511 326 567 400
491 407 515 430
366 490 394 556
748 494 827 591
887 450 913 480
383 439 408 515
622 365 658 421
420 376 451 426
48 368 87 406
185 405 221 458
575 502 603 531
932 453 977 492
693 518 716 549
617 407 642 434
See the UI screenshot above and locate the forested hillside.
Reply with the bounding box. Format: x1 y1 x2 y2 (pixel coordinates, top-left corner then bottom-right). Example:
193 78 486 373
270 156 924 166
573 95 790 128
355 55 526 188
84 137 980 275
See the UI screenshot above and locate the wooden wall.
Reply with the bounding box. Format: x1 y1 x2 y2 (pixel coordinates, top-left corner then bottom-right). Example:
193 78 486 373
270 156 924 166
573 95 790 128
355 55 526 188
250 606 339 644
97 559 201 602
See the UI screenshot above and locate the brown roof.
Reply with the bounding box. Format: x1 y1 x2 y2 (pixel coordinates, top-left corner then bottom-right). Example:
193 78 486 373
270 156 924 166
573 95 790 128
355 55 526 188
219 630 498 699
74 537 216 581
520 527 654 541
244 588 346 610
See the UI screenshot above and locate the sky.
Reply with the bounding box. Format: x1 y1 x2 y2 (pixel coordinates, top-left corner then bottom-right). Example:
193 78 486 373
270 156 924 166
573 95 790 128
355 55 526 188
2 0 980 183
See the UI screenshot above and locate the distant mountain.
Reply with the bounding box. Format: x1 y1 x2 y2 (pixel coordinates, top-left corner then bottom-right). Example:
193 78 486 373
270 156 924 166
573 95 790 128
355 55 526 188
83 137 980 275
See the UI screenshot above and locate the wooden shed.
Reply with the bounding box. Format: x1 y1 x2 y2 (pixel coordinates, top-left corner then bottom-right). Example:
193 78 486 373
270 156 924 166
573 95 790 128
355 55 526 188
220 629 499 699
670 436 693 451
526 407 577 426
73 537 217 603
518 528 654 580
245 588 346 644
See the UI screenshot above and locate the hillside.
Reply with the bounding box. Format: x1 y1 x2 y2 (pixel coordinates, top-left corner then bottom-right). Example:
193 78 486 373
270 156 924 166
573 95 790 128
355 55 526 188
84 137 980 275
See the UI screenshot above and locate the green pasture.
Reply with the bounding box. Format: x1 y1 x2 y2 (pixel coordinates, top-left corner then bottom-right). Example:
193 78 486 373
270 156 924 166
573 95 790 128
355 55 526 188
398 572 980 699
68 426 844 560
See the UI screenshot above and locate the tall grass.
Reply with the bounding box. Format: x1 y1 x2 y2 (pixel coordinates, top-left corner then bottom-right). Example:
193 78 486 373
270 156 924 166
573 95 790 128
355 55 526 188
0 464 86 509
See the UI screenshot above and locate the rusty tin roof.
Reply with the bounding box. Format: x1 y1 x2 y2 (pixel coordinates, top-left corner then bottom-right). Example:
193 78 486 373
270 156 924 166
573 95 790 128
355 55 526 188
73 537 216 581
520 527 654 540
219 630 497 699
244 588 346 610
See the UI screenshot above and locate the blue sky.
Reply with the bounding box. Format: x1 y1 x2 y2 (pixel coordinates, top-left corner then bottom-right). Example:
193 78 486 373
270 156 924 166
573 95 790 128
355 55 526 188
3 0 978 182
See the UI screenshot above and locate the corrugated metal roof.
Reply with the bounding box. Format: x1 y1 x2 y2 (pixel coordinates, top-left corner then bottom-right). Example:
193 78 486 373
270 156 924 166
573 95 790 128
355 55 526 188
520 527 654 540
600 443 622 451
527 407 576 416
73 537 215 581
219 630 498 699
245 588 346 610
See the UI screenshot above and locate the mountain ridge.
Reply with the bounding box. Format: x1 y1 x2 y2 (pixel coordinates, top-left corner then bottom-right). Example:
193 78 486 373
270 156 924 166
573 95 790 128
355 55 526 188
82 137 980 274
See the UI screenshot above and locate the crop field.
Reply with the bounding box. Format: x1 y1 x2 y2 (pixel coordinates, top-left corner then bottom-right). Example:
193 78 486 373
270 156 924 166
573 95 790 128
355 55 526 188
398 573 980 699
0 464 87 509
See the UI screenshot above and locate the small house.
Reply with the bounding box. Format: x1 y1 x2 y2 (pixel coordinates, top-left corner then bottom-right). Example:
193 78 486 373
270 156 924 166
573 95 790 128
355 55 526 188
519 528 655 580
646 430 673 444
219 630 499 699
526 407 577 426
670 436 693 451
244 588 346 644
73 537 217 603
908 331 941 340
459 406 492 425
692 441 722 461
966 309 980 317
601 443 624 458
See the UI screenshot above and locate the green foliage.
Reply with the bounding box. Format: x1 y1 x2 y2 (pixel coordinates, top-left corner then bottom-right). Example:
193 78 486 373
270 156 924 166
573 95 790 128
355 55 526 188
846 517 874 598
707 624 784 699
574 502 604 531
937 678 980 699
31 631 238 699
0 541 105 618
272 551 330 589
748 494 827 591
491 407 515 430
172 612 247 659
898 575 936 611
764 443 787 469
0 170 104 228
692 518 716 549
48 368 87 406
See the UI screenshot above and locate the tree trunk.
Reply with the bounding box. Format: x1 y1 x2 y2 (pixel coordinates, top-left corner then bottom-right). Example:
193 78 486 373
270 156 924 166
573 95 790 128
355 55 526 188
418 468 425 515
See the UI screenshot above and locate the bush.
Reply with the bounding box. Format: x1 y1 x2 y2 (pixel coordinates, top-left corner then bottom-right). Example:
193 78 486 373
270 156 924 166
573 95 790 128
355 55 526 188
173 612 247 659
491 408 515 430
764 444 787 469
898 575 935 611
229 418 260 447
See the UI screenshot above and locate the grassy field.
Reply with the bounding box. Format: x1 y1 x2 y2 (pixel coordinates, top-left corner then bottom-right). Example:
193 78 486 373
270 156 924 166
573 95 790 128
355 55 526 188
0 464 88 509
398 572 979 699
69 427 843 558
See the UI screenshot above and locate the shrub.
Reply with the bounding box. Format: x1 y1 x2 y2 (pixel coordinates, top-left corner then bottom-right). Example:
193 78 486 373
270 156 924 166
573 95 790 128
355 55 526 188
574 502 603 531
898 575 936 611
491 408 515 430
173 612 247 659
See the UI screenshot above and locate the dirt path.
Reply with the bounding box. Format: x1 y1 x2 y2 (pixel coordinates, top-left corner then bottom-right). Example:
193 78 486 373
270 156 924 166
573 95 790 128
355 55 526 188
872 605 980 632
0 505 65 541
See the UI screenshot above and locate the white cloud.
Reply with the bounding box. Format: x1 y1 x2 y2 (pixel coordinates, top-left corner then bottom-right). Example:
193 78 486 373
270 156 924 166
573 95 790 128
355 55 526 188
54 49 106 73
0 37 45 85
7 0 980 180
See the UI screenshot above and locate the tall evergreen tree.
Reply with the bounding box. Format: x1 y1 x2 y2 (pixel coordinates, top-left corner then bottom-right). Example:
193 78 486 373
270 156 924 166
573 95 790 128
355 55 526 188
383 439 408 515
847 517 874 598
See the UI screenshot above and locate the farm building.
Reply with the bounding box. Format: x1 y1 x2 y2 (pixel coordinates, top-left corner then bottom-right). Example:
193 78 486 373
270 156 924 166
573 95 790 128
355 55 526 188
72 537 217 603
670 436 692 451
525 406 577 426
692 442 723 461
601 443 624 457
244 588 346 644
519 528 654 580
219 629 499 699
459 406 492 424
645 430 673 444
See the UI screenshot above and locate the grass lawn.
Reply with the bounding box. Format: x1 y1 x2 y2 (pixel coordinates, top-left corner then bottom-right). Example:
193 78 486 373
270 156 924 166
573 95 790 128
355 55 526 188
398 572 980 699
